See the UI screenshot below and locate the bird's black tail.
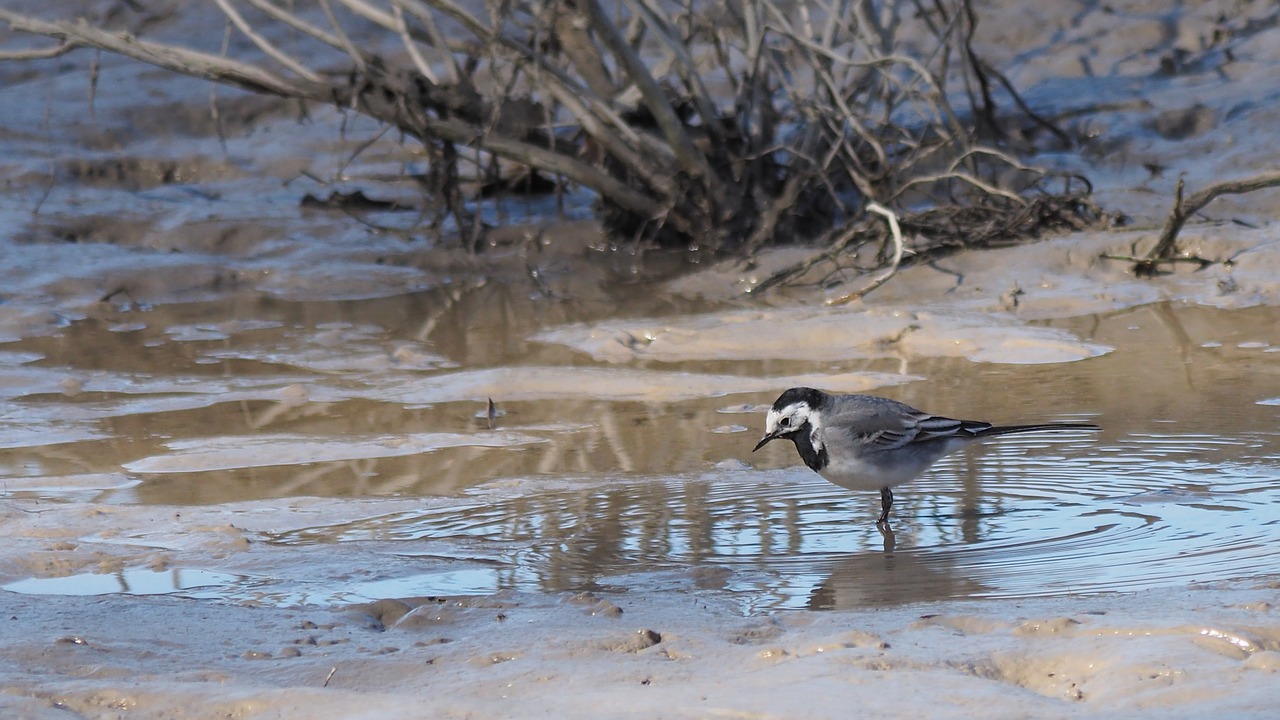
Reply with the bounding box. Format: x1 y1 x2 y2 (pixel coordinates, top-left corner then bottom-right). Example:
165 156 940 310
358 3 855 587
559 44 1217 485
974 422 1099 438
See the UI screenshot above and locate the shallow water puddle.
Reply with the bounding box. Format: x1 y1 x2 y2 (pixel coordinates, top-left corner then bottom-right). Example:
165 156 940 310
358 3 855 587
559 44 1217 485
2 568 243 598
10 428 1272 613
0 565 518 606
258 429 1280 611
4 295 1280 613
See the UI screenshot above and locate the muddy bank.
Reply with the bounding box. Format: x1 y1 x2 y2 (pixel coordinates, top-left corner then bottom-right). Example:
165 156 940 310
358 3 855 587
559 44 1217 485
4 566 1279 719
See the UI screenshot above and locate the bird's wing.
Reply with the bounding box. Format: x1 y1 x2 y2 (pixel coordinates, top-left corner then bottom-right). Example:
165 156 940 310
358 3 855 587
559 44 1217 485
910 413 992 442
838 409 991 452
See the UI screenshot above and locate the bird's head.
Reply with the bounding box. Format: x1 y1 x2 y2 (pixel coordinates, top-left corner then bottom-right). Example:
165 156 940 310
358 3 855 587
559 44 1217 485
753 387 824 451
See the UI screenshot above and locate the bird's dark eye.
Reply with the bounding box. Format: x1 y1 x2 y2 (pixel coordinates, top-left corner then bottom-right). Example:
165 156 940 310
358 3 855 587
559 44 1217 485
779 416 792 428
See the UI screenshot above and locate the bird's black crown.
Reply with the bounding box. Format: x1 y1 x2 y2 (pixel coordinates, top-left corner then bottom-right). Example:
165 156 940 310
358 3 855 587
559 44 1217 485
771 387 827 411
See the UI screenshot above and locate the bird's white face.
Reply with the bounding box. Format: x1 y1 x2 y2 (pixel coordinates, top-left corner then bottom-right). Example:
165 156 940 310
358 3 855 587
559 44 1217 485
763 400 815 441
755 392 825 453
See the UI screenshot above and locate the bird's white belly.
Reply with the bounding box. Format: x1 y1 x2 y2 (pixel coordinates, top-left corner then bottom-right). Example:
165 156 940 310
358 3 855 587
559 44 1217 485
815 452 937 492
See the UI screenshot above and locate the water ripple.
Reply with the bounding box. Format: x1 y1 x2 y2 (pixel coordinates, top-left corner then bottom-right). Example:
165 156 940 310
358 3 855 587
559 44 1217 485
268 433 1280 612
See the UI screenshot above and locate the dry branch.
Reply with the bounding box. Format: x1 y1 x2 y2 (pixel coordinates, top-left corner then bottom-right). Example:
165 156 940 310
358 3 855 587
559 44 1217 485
0 10 325 96
1133 172 1280 276
1 0 1100 272
0 38 73 60
827 203 904 305
578 0 718 192
212 0 322 81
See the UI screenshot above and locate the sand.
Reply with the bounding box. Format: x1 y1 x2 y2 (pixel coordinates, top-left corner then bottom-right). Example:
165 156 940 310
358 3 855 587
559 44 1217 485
3 495 1279 719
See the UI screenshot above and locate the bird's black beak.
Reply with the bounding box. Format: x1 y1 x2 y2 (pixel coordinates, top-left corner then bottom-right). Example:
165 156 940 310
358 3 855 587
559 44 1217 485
753 432 778 452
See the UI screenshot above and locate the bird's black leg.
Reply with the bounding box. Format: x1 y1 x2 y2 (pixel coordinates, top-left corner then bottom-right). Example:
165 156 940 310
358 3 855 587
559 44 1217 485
876 487 893 525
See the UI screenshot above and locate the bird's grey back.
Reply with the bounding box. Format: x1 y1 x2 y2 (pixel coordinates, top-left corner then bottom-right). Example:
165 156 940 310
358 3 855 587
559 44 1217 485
824 394 925 432
816 394 923 461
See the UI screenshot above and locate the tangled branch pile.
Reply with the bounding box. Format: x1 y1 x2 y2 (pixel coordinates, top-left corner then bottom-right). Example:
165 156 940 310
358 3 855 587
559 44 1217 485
1 0 1096 263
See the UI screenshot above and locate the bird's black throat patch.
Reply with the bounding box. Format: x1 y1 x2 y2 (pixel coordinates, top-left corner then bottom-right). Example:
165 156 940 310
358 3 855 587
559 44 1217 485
789 423 828 472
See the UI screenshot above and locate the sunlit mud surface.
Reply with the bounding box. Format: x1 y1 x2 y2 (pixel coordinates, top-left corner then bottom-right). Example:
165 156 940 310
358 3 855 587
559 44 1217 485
5 290 1280 613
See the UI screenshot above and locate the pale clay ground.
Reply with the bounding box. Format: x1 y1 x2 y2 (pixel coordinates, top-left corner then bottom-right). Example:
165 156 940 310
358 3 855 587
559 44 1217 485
4 0 1280 718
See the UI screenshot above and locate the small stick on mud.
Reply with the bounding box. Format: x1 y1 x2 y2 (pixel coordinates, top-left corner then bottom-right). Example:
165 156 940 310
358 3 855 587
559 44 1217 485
323 666 337 687
1133 171 1280 276
827 203 904 305
487 398 497 430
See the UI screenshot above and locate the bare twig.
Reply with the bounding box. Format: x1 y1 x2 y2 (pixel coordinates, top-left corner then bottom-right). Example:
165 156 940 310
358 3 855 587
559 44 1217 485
333 0 399 30
894 169 1027 205
1134 172 1280 275
627 0 721 138
405 0 682 190
751 221 873 294
317 0 368 73
391 4 439 84
242 0 350 55
392 1 461 83
0 39 75 60
827 203 904 304
578 0 721 194
0 10 324 96
212 0 322 81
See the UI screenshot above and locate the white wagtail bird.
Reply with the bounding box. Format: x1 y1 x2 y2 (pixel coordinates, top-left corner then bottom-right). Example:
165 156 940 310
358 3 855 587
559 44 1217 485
753 388 1099 526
